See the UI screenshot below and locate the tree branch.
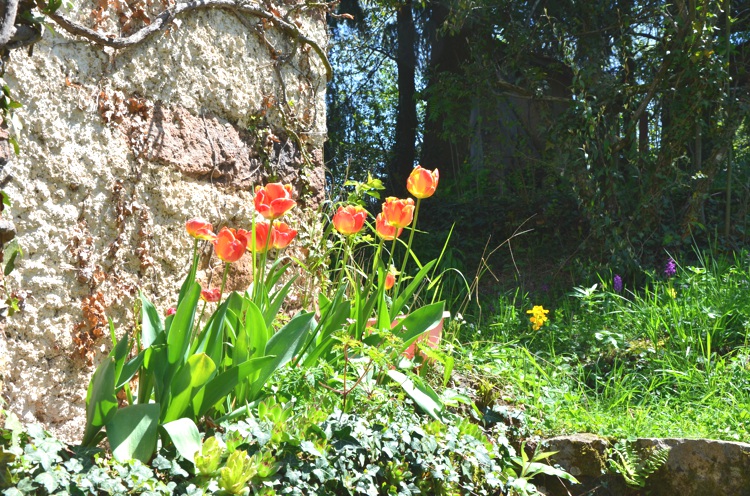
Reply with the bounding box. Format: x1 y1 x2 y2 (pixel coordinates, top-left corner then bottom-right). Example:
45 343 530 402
38 0 331 81
0 0 20 48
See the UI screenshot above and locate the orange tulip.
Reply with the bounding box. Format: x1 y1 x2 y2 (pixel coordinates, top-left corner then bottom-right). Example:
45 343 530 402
213 227 248 263
375 212 403 241
382 197 414 228
200 288 221 302
254 183 297 220
185 218 216 241
332 205 367 235
406 166 439 199
272 221 297 249
248 221 272 254
384 272 396 291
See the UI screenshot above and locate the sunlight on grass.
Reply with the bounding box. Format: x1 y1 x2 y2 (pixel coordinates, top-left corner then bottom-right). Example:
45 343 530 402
459 250 750 442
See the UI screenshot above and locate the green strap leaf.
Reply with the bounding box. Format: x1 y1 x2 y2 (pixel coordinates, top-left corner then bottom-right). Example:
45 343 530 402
106 403 160 463
244 298 268 361
391 259 437 320
194 356 276 418
161 418 201 465
392 301 445 355
140 292 164 349
387 370 444 421
163 353 216 423
167 282 201 368
264 277 297 328
248 312 314 400
82 357 118 447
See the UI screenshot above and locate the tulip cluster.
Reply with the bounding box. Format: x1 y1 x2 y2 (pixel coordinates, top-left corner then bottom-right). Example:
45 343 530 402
185 183 298 265
183 183 299 306
330 166 439 298
331 165 439 238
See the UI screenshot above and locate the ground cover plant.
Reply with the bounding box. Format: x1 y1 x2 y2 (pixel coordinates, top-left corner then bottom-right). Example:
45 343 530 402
459 250 750 443
1 169 580 495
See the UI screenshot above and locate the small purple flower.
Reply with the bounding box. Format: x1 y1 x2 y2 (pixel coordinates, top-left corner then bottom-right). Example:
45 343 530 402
664 258 677 278
613 274 623 293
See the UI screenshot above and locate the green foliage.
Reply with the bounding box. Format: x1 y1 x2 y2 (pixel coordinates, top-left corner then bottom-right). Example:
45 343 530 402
2 413 177 495
83 248 315 462
607 440 670 489
0 80 21 155
507 443 578 496
462 249 750 442
1 398 568 496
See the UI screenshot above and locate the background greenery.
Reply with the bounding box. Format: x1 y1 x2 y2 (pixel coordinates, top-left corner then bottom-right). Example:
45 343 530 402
326 0 750 308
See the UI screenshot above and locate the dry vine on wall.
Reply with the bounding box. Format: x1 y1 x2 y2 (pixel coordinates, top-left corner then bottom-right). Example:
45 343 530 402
0 0 333 363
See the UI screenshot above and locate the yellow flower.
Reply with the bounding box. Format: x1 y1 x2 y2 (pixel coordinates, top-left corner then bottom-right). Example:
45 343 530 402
667 287 676 299
526 305 549 330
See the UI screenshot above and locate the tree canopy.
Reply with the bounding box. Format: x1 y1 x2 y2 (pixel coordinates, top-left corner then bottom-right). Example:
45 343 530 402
327 0 750 285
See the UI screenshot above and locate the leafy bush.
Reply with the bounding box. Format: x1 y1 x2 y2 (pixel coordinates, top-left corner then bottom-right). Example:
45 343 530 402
1 403 563 496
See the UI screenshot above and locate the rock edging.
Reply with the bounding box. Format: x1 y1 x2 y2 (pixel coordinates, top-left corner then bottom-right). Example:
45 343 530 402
534 434 750 496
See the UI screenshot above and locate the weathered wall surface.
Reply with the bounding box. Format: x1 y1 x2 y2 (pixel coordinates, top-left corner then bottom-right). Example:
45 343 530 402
0 0 327 442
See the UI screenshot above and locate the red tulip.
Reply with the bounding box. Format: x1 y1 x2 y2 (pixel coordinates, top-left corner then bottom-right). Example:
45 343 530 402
213 227 248 263
200 288 221 302
332 205 367 235
382 197 414 229
375 212 403 241
272 221 297 249
254 183 296 220
166 307 176 316
406 166 439 199
384 272 396 291
185 218 216 241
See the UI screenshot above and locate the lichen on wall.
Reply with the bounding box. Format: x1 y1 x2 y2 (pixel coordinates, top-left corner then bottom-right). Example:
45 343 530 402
0 0 328 442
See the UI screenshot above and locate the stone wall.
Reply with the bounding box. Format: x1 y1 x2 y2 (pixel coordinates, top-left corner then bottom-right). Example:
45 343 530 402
0 0 327 442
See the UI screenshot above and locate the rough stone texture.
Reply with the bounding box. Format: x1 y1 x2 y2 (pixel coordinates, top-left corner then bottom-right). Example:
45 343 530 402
536 434 750 496
0 0 327 442
635 438 750 496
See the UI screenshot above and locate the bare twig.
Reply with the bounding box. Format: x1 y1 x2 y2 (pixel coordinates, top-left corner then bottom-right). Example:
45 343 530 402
0 0 20 48
38 0 332 81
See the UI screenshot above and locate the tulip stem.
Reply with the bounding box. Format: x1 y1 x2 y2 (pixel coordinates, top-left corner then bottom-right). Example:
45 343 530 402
395 197 421 299
259 226 273 307
219 261 230 367
192 300 207 345
361 237 384 333
251 219 257 302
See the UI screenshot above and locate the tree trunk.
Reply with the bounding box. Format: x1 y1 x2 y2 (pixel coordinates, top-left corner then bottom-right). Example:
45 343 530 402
420 0 471 189
386 0 417 198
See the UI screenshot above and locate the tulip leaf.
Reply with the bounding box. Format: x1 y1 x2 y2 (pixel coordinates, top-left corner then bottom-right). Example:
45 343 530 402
106 403 160 463
140 292 164 349
264 276 296 328
82 357 118 447
244 298 268 361
163 353 216 423
177 245 199 308
142 344 168 405
110 333 132 390
392 301 445 354
264 260 291 292
391 259 437 320
387 369 443 421
194 356 276 418
161 418 201 465
301 294 349 368
116 351 144 390
248 311 314 400
167 282 201 368
196 292 239 370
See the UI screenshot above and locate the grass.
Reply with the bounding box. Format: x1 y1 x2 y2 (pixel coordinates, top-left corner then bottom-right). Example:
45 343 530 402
453 249 750 442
